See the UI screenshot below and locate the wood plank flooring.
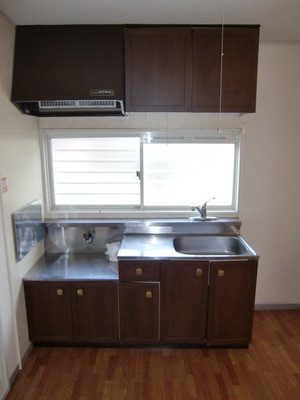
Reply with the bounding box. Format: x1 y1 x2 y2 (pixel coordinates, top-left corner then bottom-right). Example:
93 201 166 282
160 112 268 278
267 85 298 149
5 310 300 400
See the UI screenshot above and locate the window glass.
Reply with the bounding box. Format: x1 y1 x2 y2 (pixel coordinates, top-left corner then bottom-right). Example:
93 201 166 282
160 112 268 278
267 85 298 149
143 143 235 207
50 137 140 205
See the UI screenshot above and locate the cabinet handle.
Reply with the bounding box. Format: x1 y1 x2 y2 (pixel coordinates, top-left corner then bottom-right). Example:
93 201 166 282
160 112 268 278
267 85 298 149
196 268 203 276
218 270 225 277
145 290 152 299
77 289 84 296
136 267 143 276
56 289 64 296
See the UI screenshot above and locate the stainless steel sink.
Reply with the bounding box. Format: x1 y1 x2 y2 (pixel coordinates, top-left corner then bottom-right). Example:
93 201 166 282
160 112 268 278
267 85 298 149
173 235 253 256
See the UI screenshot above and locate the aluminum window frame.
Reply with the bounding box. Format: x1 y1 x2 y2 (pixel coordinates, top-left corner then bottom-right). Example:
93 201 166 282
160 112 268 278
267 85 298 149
40 129 242 219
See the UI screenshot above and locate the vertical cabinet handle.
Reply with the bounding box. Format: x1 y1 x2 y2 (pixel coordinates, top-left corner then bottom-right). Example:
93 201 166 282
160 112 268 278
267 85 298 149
136 267 143 276
196 268 203 276
218 269 225 277
145 291 152 299
56 289 64 296
77 289 84 296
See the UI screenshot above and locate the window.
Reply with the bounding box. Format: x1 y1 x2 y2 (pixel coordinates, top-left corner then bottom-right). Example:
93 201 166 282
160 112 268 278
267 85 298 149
49 136 140 206
42 129 241 217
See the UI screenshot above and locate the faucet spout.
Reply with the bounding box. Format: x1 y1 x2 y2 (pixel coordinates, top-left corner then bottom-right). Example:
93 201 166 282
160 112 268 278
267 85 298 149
191 197 215 220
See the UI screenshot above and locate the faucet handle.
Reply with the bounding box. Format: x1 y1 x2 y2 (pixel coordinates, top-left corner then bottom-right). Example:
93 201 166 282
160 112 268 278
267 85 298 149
201 197 215 208
200 197 215 219
190 197 216 221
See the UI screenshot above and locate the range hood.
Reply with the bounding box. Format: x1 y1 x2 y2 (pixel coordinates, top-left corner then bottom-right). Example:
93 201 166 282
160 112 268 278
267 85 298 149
11 25 125 117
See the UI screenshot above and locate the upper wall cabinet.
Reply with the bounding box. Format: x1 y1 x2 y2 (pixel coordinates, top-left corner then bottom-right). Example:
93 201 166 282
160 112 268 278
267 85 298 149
125 27 192 112
125 25 259 113
192 27 259 113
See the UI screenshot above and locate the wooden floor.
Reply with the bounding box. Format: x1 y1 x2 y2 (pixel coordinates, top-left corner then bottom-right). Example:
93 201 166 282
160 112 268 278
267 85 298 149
5 310 300 400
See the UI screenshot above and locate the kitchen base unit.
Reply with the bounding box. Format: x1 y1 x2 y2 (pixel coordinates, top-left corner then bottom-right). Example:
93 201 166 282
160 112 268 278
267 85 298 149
23 231 258 348
24 280 119 345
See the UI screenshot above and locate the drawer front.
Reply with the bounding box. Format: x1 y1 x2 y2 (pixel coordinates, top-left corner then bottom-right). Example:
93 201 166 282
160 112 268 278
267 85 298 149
119 260 160 281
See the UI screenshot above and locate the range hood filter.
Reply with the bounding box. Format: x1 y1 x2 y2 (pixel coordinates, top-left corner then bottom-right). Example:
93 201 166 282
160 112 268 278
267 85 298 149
38 100 125 114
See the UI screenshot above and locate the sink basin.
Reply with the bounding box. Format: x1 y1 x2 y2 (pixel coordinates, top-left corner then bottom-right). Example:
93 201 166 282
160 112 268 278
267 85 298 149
173 236 251 256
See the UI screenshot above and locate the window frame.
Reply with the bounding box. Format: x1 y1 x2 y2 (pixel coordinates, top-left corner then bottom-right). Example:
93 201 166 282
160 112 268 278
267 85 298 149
40 128 242 219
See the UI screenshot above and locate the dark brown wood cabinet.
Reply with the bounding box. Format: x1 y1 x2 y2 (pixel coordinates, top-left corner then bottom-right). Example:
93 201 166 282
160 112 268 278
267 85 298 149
118 259 160 282
71 281 118 343
125 25 259 113
24 256 257 347
119 282 159 344
24 281 73 343
125 27 192 112
24 280 119 344
206 260 258 346
119 260 160 344
160 261 209 344
192 27 259 112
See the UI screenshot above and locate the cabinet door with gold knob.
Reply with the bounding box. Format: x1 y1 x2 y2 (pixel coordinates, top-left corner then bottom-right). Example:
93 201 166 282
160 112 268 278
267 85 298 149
160 261 209 344
119 282 159 345
71 281 118 344
24 281 73 343
207 260 258 347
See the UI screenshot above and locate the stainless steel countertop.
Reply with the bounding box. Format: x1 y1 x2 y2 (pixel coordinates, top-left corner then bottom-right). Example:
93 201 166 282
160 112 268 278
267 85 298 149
23 253 118 281
117 234 258 260
24 226 258 281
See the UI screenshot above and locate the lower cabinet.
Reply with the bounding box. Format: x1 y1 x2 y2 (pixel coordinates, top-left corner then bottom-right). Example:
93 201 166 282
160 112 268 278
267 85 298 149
24 280 118 344
118 260 160 345
160 261 208 344
24 281 73 343
206 260 258 346
119 282 159 344
24 258 258 347
71 281 118 343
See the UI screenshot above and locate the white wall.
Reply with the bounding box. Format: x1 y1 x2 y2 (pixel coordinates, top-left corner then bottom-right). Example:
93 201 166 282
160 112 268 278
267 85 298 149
240 43 300 306
0 208 10 400
0 11 44 383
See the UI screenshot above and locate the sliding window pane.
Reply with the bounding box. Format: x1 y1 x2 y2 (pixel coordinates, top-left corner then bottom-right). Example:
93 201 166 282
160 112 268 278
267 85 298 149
50 137 140 206
143 143 235 207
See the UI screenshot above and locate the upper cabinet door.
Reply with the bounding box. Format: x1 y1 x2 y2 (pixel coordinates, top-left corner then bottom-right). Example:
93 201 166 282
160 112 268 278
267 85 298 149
192 27 259 113
125 28 192 111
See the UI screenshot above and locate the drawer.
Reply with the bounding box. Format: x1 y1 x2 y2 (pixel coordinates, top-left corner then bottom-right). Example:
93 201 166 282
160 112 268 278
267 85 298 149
119 260 160 281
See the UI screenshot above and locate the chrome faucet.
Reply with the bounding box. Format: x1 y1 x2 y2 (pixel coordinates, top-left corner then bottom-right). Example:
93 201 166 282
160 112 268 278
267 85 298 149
191 197 215 220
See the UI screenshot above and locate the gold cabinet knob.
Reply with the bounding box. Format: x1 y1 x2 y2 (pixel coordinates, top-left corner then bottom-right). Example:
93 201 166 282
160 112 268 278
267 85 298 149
77 288 84 296
218 269 225 277
136 267 143 276
145 291 152 299
196 268 203 276
56 289 64 296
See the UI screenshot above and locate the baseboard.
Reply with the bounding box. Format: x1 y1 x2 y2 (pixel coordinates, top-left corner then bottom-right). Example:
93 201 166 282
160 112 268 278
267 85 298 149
21 342 33 367
9 365 19 387
255 303 300 310
9 342 33 386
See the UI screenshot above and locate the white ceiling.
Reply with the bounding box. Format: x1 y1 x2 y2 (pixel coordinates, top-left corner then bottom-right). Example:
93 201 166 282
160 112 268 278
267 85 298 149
0 0 300 42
